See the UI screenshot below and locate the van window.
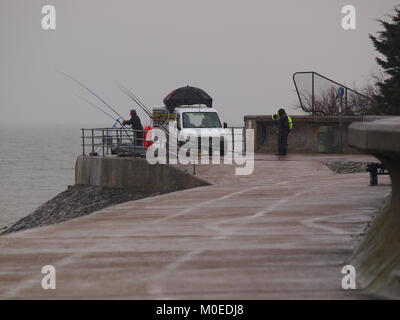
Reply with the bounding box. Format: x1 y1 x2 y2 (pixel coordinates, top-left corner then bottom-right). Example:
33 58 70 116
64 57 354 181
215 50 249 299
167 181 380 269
182 112 222 128
176 113 181 130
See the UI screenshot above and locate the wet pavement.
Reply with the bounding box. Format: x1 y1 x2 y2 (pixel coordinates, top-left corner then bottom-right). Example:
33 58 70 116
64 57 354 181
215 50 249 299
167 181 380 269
0 154 391 299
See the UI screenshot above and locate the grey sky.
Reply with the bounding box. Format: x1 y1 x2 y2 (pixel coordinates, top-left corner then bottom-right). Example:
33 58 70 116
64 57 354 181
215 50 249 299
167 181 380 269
0 0 398 127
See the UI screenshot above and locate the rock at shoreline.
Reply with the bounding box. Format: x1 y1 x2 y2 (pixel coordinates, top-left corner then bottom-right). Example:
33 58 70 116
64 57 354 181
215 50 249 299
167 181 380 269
1 185 159 235
323 160 370 174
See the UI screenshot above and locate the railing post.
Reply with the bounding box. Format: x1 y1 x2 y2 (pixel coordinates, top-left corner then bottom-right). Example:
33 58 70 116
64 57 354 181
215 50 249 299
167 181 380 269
82 128 85 156
106 129 110 155
102 129 105 156
134 130 136 147
91 128 95 155
198 136 201 160
177 133 179 163
243 127 246 155
166 132 169 164
232 127 235 155
312 72 315 116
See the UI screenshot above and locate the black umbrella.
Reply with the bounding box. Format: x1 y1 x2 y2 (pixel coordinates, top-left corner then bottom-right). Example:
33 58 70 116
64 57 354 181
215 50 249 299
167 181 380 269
163 85 213 112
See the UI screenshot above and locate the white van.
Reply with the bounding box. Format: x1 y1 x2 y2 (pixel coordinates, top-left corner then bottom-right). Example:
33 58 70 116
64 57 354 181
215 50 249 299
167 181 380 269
152 104 227 155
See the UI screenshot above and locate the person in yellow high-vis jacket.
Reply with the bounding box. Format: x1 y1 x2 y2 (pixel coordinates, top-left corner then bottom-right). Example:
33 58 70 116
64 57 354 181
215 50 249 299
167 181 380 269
272 109 292 155
272 110 293 129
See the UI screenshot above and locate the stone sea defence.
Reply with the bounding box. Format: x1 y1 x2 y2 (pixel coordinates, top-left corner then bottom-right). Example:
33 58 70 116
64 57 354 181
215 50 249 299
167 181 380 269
2 156 209 235
348 117 400 299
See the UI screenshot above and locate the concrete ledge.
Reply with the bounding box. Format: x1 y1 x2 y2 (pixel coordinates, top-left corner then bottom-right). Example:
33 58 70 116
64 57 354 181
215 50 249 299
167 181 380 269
348 118 400 155
348 117 400 299
75 156 210 193
244 115 363 153
245 115 364 123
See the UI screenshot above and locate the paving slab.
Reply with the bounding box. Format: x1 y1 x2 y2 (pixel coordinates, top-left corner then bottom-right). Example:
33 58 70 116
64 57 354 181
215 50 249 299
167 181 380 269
0 154 391 299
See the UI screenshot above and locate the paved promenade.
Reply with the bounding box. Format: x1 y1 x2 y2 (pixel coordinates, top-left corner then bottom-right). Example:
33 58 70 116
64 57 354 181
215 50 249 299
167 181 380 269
0 155 391 299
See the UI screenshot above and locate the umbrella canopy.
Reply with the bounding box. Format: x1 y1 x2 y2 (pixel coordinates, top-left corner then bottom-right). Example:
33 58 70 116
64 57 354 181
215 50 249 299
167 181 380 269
163 86 213 112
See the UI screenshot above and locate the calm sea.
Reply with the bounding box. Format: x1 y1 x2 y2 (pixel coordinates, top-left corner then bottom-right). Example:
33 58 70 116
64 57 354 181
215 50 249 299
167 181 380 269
0 124 83 229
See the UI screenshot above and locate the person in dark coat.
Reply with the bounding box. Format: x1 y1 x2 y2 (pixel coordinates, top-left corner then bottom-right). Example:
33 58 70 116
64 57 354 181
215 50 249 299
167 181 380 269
122 109 143 146
275 108 290 156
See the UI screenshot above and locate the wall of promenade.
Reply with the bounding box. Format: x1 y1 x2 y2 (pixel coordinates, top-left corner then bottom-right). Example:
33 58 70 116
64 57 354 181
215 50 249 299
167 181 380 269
75 156 210 193
244 115 366 153
348 117 400 299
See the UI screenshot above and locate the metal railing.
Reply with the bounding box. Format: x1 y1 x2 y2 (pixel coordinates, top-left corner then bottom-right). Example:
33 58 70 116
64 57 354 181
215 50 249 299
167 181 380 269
81 128 145 157
226 126 246 156
293 71 370 116
81 127 247 159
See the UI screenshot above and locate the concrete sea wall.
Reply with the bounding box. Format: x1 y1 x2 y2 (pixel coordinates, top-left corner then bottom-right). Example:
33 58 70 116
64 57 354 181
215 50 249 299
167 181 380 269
75 155 210 192
245 115 364 154
348 117 400 299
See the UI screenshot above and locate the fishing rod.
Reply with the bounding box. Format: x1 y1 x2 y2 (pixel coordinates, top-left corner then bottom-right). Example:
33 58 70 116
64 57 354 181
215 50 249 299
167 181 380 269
118 83 150 113
59 71 134 143
118 84 194 159
76 95 123 154
60 71 125 119
118 84 153 118
118 83 172 134
118 84 175 146
75 94 121 124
